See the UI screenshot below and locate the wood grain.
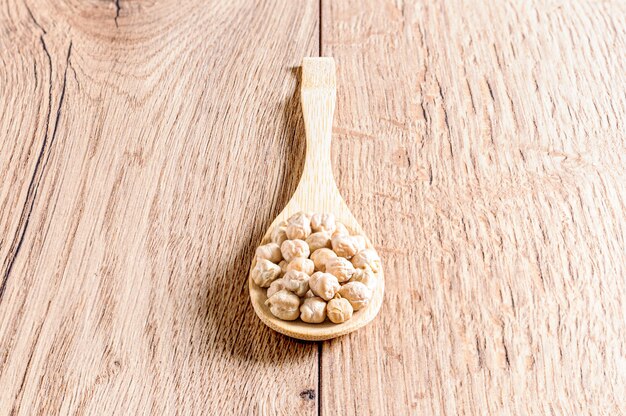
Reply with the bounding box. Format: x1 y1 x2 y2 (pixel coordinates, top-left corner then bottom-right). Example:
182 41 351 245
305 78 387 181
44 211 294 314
322 0 626 414
0 1 319 414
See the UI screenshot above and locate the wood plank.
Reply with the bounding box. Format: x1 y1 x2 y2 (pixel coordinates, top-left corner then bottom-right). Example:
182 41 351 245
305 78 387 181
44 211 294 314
0 1 320 414
322 0 626 414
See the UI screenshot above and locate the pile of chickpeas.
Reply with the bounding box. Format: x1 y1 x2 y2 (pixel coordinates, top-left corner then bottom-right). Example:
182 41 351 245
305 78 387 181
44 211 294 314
250 212 381 324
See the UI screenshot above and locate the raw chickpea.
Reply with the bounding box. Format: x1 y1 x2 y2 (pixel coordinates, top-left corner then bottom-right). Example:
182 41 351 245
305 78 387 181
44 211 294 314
325 257 355 283
279 260 289 275
255 243 282 263
300 297 327 323
285 212 312 240
267 278 287 298
310 248 337 272
350 267 377 290
253 212 381 325
282 270 310 297
271 221 288 245
310 213 336 234
306 231 332 252
287 257 314 275
265 289 300 320
281 239 310 263
352 235 367 252
309 272 340 301
327 297 353 323
331 235 360 259
351 248 381 273
338 281 372 311
287 211 308 223
332 222 349 237
251 259 281 288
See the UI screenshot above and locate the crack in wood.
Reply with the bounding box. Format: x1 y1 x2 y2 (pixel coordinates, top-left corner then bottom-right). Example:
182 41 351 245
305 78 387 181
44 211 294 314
466 79 476 114
33 60 38 91
25 3 46 34
0 40 72 302
486 79 495 101
318 0 322 56
114 0 121 28
68 58 80 91
317 341 322 416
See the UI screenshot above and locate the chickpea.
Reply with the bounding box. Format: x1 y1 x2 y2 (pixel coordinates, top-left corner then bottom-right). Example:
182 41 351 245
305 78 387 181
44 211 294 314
306 231 332 252
332 222 349 237
287 211 302 224
351 248 381 273
300 297 327 323
251 259 281 288
255 243 282 263
271 221 288 245
352 235 367 252
325 257 355 283
327 297 353 323
286 257 314 275
267 278 286 298
350 267 377 290
310 248 337 272
281 239 310 263
265 289 300 320
338 281 372 311
309 272 340 301
253 212 380 325
279 260 289 275
331 235 359 259
285 212 312 240
310 213 336 234
282 270 310 297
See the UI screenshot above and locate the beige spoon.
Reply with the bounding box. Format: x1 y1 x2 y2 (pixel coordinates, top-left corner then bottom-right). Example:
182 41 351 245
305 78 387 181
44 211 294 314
248 57 384 341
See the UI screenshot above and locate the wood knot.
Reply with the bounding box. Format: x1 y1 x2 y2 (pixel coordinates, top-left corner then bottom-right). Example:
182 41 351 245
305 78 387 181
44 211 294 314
299 389 315 401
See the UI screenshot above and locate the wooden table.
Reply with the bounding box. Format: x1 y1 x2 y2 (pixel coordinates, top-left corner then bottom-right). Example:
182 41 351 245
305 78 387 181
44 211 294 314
1 1 625 414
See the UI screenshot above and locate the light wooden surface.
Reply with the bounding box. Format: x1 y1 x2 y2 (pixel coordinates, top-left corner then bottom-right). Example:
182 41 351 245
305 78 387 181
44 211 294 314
323 1 626 414
1 0 625 415
0 1 320 415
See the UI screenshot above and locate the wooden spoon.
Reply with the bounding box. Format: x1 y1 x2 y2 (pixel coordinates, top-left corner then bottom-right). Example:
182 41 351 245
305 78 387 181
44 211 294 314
248 57 384 341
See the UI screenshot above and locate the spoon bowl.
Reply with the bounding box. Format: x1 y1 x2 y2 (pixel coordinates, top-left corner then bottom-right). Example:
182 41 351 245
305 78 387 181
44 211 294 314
248 57 384 341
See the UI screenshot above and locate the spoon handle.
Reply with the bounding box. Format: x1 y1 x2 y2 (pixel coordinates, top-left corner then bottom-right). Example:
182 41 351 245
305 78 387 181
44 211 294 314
296 58 339 210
